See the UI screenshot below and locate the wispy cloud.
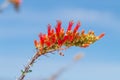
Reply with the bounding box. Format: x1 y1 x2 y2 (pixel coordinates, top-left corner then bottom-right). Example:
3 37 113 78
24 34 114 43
0 8 119 38
40 9 119 31
1 8 119 26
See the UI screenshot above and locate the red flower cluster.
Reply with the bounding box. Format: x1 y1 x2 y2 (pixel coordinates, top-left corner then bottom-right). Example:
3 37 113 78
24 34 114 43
34 20 104 54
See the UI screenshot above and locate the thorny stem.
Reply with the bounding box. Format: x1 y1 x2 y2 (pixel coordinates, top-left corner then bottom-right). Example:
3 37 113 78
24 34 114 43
17 47 69 80
17 52 40 80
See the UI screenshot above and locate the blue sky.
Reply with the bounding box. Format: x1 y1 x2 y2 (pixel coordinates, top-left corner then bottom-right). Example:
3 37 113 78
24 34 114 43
0 0 120 80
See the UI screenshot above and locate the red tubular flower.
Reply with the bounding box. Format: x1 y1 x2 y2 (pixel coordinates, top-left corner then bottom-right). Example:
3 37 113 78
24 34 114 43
51 36 56 43
81 44 89 48
98 33 105 39
56 20 62 31
39 33 45 46
55 20 62 38
69 35 74 42
73 21 81 33
45 41 51 47
34 40 38 49
47 24 51 36
67 20 74 32
58 39 63 46
51 29 54 35
59 28 65 38
63 35 69 42
81 29 85 34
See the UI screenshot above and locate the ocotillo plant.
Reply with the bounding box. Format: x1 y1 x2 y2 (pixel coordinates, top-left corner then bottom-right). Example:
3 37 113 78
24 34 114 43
0 0 22 12
17 20 105 80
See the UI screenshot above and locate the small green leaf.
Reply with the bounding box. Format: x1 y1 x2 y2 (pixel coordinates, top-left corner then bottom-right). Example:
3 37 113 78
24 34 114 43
27 70 32 73
21 70 24 73
21 70 26 75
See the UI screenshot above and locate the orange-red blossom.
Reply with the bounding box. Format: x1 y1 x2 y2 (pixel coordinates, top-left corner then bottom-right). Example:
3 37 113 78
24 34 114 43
34 20 105 54
9 0 22 11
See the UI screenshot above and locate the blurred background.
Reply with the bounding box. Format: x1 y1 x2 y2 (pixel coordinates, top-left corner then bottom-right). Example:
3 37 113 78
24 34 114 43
0 0 120 80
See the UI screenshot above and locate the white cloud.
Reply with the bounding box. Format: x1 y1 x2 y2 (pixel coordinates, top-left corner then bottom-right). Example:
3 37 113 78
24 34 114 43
0 8 119 38
42 9 119 31
1 8 119 26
